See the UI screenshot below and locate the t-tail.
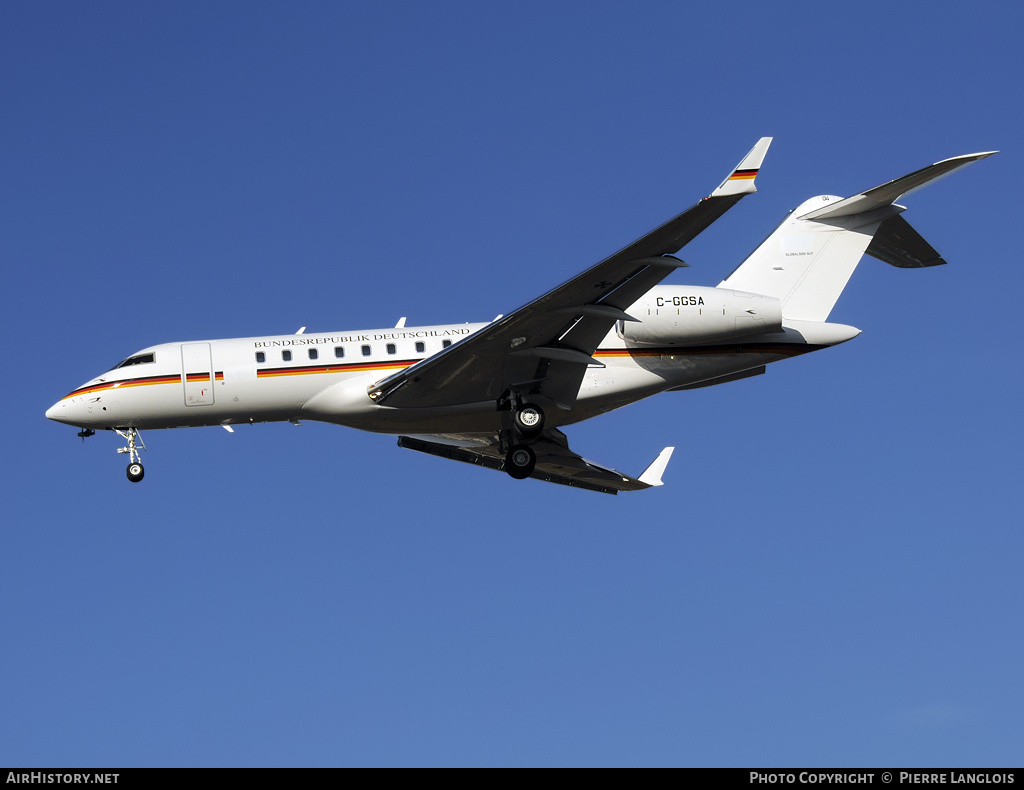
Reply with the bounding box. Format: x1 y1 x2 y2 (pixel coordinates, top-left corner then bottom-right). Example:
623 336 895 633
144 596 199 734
719 151 997 323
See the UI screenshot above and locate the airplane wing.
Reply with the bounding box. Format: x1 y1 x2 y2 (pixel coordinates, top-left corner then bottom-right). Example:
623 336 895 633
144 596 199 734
398 432 674 495
369 137 773 411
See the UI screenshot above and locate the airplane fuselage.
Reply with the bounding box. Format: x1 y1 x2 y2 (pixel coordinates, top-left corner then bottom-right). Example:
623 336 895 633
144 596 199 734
46 286 857 438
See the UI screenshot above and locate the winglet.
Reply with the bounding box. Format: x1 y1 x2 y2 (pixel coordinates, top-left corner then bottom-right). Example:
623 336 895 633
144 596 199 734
638 446 675 487
711 137 773 198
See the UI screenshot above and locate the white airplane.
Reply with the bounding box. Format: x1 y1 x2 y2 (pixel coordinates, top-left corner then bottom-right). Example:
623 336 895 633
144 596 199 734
46 139 995 493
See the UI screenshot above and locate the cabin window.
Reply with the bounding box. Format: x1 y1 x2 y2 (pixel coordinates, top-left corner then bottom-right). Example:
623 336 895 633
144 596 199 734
308 348 318 360
282 350 292 362
386 343 396 355
255 352 266 364
334 346 345 358
361 345 371 357
442 340 452 348
415 341 425 353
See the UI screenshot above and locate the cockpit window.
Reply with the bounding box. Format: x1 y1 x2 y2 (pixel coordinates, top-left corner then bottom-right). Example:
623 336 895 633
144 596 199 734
113 353 155 370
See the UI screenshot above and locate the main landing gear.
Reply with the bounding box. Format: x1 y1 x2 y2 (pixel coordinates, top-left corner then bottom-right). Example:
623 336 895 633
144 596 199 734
502 399 545 481
115 428 146 483
505 444 536 479
512 403 544 437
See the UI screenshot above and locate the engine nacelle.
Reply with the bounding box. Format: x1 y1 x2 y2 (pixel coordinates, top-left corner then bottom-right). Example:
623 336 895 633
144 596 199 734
621 286 783 345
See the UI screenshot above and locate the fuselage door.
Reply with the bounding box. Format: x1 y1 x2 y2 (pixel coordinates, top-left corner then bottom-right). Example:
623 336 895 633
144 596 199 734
181 343 215 406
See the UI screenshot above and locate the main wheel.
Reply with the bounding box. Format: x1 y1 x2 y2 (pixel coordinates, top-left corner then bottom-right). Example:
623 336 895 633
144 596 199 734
505 444 536 480
514 403 544 436
126 462 145 483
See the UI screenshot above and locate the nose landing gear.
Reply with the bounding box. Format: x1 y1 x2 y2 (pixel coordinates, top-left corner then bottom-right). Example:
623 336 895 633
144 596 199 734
115 428 146 483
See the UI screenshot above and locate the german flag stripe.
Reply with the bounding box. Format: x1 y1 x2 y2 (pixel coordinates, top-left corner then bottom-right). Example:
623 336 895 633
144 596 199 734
185 372 224 383
61 371 225 401
728 168 759 181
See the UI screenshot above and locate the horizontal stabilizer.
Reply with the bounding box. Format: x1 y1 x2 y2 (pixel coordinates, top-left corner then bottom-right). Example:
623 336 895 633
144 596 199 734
799 151 997 220
866 214 945 268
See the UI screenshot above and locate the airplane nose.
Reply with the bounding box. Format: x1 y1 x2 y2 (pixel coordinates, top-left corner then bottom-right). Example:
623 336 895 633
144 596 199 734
46 399 71 424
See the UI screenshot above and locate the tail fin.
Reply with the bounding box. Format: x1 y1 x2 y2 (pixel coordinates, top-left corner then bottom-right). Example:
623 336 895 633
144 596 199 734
719 151 996 322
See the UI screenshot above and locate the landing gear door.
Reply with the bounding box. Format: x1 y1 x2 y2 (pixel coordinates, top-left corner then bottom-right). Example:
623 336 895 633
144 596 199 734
181 343 215 406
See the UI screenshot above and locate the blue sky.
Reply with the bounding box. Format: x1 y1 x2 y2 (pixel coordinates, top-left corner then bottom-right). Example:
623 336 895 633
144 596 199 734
4 2 1022 767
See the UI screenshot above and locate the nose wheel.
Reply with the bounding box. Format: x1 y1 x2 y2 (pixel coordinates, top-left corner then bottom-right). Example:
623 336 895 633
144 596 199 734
115 428 147 484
